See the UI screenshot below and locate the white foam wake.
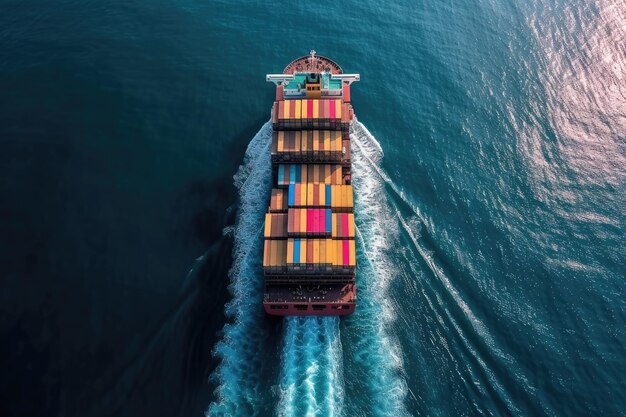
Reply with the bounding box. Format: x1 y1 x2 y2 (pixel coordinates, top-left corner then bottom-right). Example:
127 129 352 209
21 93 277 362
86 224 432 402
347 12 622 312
348 120 411 416
277 317 344 417
207 121 273 417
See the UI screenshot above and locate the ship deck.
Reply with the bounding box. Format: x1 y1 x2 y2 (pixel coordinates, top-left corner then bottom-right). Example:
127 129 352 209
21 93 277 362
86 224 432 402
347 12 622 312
283 54 343 75
264 283 355 304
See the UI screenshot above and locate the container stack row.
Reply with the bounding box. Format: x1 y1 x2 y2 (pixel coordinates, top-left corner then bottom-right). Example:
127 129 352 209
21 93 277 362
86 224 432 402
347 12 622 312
265 94 355 276
272 131 343 162
277 164 342 186
263 238 356 271
287 184 354 210
272 98 351 130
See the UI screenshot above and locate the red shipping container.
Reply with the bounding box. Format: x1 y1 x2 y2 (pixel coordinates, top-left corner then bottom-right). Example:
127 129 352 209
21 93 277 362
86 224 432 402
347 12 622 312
295 183 301 206
278 100 285 119
307 208 313 233
342 214 348 238
290 100 297 119
276 85 284 101
343 240 350 265
312 209 318 234
342 84 350 102
288 209 294 234
337 213 343 237
307 240 313 263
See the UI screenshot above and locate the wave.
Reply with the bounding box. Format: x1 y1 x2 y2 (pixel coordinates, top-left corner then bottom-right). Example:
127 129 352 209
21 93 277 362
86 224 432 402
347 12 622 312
207 121 274 417
277 317 344 417
347 120 411 416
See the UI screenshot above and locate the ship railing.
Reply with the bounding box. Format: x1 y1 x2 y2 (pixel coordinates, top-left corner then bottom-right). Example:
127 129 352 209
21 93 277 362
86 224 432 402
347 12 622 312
264 264 355 276
264 277 355 284
272 120 345 131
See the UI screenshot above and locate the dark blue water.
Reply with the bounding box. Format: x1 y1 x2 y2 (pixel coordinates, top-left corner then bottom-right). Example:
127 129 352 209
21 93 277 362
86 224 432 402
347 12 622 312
1 1 625 416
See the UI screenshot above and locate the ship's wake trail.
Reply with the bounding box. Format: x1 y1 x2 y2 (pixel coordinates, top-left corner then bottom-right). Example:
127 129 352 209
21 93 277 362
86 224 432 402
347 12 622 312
277 317 344 417
207 121 274 417
344 120 411 416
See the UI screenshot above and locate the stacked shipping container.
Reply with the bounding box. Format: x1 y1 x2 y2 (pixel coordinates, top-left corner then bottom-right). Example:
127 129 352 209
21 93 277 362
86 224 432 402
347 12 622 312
271 98 351 130
277 164 343 185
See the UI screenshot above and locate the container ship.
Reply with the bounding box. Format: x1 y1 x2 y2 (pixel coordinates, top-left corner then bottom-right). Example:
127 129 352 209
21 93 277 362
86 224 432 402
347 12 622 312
263 51 360 316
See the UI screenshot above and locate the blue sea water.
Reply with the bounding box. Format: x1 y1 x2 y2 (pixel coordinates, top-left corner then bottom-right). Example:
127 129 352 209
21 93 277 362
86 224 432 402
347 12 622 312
1 0 625 416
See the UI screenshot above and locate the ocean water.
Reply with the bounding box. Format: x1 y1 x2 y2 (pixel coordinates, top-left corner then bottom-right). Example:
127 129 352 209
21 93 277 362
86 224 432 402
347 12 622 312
1 0 625 416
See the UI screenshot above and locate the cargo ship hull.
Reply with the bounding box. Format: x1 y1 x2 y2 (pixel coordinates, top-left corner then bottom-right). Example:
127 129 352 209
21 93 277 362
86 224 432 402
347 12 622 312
263 52 359 316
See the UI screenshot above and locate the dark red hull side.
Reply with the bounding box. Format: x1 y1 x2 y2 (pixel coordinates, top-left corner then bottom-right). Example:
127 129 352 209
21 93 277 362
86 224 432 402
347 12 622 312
264 303 355 316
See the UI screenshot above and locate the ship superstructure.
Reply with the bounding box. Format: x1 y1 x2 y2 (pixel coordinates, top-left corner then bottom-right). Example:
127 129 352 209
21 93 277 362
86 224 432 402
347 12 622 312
263 51 359 316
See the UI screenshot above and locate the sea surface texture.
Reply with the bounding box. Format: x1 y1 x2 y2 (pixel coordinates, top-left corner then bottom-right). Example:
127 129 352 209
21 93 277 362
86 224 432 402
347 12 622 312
1 1 624 416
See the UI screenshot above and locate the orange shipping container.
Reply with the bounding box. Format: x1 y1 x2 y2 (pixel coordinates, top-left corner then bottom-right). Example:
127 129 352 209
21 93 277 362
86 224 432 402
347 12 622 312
287 239 294 263
348 213 355 237
349 239 356 266
347 185 354 207
263 240 271 266
264 214 272 238
278 101 285 120
300 208 306 233
295 100 302 119
302 100 309 119
312 99 319 118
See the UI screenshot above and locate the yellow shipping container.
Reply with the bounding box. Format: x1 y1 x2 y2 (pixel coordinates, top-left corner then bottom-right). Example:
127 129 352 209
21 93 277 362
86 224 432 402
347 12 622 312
324 131 330 151
349 240 356 266
326 238 335 265
318 184 325 206
335 99 342 118
263 240 270 267
301 99 308 119
346 185 354 207
312 99 319 118
287 239 294 264
284 100 290 119
300 238 307 264
313 131 319 151
295 100 301 119
348 213 355 237
264 214 272 238
277 131 284 152
332 213 338 238
307 183 314 205
300 208 306 233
